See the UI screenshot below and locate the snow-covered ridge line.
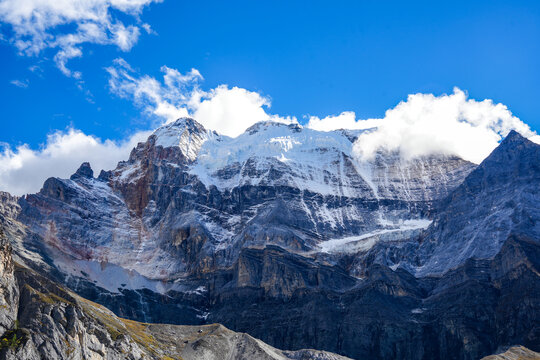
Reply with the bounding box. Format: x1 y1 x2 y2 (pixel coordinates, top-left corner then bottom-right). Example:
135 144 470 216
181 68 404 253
151 117 218 161
13 117 473 287
188 121 368 195
147 118 473 201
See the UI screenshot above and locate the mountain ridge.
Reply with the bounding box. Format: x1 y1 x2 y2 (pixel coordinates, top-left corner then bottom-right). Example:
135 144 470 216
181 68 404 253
0 118 539 359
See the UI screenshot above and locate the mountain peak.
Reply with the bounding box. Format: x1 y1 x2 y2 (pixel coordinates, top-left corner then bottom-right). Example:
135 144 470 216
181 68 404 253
145 117 213 161
500 129 529 146
413 127 540 277
245 121 302 135
70 162 94 180
482 129 539 167
152 118 207 147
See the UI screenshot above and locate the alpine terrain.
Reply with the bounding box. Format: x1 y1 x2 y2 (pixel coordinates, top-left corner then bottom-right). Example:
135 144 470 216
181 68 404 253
0 118 539 359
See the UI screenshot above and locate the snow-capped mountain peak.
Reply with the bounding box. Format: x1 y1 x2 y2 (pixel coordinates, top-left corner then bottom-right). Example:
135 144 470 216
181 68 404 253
150 117 215 161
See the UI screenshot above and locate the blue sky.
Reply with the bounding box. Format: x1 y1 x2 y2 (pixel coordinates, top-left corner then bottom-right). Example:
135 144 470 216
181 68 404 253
2 0 540 146
1 0 540 194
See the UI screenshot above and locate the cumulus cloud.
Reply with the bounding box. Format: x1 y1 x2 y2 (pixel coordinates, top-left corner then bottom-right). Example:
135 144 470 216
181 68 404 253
0 128 150 196
0 59 297 195
308 88 540 164
107 61 539 161
3 75 539 196
0 0 160 77
192 86 278 137
106 58 296 137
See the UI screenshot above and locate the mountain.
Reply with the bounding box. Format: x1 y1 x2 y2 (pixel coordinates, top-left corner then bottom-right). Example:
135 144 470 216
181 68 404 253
12 118 474 283
411 130 540 276
0 118 539 359
0 227 350 360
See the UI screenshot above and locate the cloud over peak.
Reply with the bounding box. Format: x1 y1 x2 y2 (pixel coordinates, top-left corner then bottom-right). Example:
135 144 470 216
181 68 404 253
308 88 539 163
107 58 296 137
1 74 539 196
0 128 149 196
107 60 539 163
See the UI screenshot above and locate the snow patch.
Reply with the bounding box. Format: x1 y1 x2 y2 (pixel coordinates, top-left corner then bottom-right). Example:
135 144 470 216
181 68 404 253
318 219 432 254
152 118 215 161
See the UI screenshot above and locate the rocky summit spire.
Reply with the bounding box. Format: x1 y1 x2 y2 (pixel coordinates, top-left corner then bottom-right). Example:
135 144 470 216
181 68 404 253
70 162 94 180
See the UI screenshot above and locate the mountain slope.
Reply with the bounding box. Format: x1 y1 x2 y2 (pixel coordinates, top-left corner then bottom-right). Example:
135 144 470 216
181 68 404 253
12 118 474 285
0 227 349 360
413 130 540 276
481 346 540 360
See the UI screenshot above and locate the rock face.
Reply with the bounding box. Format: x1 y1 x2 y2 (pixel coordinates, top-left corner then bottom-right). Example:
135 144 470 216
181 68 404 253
0 226 350 360
0 118 539 359
13 118 475 285
0 228 17 334
481 346 540 360
410 130 540 276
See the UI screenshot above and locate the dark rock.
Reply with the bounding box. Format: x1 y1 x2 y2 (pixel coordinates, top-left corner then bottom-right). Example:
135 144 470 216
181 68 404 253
70 162 94 180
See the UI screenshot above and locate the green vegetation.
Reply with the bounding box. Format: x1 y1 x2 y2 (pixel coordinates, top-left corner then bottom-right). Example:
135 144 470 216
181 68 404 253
23 284 73 306
0 322 26 351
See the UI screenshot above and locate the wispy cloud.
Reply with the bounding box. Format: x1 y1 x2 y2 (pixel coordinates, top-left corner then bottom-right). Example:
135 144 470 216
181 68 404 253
0 0 161 78
10 79 29 88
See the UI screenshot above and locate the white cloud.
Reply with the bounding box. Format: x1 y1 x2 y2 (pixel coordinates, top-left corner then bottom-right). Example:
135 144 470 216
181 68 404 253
0 0 160 77
307 111 380 132
107 61 539 160
3 75 539 196
191 86 274 137
0 128 150 196
307 88 539 164
10 79 29 88
106 58 296 137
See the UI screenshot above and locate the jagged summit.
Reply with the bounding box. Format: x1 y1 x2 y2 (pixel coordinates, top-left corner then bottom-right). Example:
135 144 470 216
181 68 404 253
70 162 94 180
480 129 539 170
151 117 207 144
500 129 528 144
410 130 540 276
460 129 539 192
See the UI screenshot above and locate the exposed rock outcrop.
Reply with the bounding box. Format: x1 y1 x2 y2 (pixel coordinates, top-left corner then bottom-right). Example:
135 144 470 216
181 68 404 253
481 346 540 360
0 227 350 360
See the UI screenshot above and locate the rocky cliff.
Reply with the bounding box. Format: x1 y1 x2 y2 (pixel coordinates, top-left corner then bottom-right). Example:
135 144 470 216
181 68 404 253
0 226 349 360
0 119 539 359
